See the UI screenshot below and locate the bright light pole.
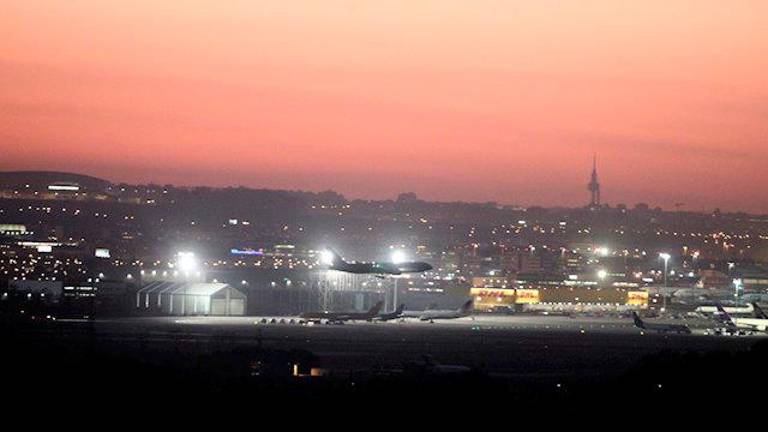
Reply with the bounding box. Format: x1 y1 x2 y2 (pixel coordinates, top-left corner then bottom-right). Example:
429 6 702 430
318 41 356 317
659 253 671 313
177 251 197 276
391 250 407 313
177 251 197 315
391 277 399 313
659 253 671 287
733 278 743 300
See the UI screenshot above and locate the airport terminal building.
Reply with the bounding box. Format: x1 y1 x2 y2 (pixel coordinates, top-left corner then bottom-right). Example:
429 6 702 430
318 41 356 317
470 275 648 313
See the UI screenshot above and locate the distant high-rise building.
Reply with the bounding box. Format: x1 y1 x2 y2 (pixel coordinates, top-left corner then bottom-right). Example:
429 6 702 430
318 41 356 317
587 155 601 208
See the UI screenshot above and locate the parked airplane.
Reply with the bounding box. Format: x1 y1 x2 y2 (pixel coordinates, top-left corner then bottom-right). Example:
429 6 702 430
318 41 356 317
752 302 768 319
299 301 384 324
672 288 732 305
632 312 691 334
716 304 768 332
695 303 754 316
375 304 405 322
401 300 474 322
319 249 432 276
740 293 768 304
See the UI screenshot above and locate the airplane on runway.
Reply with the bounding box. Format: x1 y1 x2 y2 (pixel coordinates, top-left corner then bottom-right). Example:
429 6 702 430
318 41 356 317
299 301 384 324
401 300 474 322
375 304 405 322
632 312 691 334
319 249 432 277
715 304 768 333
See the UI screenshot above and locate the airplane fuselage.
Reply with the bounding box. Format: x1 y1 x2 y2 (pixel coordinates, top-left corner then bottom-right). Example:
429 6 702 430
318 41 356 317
418 310 465 321
633 312 691 334
300 311 371 321
729 317 768 332
402 301 474 321
329 261 432 276
300 301 384 323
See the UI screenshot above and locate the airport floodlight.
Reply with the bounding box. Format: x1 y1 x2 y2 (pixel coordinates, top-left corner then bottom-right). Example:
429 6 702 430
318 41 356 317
597 269 608 280
659 252 671 261
319 250 335 266
391 250 407 265
177 251 197 273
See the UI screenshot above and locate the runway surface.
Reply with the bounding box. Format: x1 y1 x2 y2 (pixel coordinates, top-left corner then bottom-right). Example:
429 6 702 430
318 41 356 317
48 314 762 379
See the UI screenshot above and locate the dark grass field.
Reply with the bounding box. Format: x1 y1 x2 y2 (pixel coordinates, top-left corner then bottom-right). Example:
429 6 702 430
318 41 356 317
3 314 766 413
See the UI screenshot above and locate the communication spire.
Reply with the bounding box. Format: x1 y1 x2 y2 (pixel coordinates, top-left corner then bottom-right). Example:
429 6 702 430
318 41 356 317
588 154 601 208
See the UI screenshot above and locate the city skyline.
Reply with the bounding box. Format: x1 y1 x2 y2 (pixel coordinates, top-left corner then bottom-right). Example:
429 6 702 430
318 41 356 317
0 163 760 216
3 1 768 212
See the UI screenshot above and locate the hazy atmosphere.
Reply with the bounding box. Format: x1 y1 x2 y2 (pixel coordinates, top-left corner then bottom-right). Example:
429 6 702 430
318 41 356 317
5 2 768 413
2 1 767 211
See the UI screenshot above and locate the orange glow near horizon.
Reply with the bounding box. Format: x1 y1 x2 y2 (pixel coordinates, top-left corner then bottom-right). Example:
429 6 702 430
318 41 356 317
2 1 767 212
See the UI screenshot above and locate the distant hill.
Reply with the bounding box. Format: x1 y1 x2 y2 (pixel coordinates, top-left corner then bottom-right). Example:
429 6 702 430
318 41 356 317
0 171 112 192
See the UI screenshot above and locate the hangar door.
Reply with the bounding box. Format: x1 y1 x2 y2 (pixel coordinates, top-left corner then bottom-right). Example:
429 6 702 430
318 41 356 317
210 286 247 316
211 298 245 315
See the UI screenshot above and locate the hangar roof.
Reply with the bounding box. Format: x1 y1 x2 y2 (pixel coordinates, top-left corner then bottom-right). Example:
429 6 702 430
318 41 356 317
139 282 245 298
168 283 229 296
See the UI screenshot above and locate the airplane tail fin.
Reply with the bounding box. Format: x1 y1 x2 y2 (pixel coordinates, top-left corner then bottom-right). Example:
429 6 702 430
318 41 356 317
368 301 384 316
632 311 645 329
716 304 735 325
752 302 768 319
459 300 474 314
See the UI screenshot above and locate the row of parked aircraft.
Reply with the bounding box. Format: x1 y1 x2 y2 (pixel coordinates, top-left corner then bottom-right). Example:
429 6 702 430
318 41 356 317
297 300 475 324
632 302 768 335
264 300 768 334
715 303 768 333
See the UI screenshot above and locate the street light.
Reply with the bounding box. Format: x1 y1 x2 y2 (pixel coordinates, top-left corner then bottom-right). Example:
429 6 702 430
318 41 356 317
595 246 610 257
597 269 608 281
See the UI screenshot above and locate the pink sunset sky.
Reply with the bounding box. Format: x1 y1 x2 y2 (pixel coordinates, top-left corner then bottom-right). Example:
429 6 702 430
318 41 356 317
1 1 767 211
